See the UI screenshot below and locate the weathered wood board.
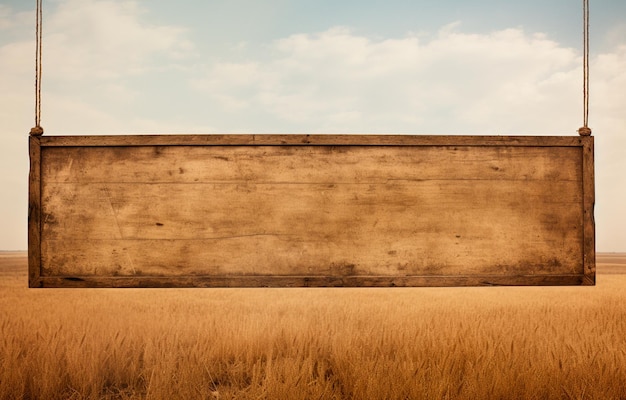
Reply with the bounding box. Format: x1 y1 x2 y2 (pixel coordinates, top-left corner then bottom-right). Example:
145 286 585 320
28 135 595 287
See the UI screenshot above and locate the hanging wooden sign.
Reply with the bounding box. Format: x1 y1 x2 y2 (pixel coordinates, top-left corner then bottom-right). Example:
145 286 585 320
28 134 595 287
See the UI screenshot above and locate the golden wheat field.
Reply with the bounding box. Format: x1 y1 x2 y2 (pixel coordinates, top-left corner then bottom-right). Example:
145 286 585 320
1 253 625 400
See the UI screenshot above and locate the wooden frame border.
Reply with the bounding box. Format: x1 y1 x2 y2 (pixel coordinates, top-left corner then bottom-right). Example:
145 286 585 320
29 134 595 287
28 135 42 287
581 136 596 284
38 134 588 147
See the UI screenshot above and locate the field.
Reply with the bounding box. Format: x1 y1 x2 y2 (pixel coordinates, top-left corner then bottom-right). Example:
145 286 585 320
1 253 625 399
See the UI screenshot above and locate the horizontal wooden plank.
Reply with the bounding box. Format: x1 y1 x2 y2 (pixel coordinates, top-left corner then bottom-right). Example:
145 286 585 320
31 135 594 287
41 180 583 239
38 134 589 147
31 274 590 288
41 145 581 183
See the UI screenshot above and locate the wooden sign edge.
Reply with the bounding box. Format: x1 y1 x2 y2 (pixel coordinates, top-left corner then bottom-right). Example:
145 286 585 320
28 134 595 288
582 136 595 285
28 135 42 288
33 274 588 288
38 134 589 147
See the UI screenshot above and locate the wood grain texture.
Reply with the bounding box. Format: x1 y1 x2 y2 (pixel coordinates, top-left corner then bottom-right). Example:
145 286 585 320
28 136 42 287
29 135 595 287
582 137 596 284
39 134 588 147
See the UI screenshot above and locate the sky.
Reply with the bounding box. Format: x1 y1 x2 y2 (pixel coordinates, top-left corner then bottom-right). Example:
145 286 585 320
0 0 625 251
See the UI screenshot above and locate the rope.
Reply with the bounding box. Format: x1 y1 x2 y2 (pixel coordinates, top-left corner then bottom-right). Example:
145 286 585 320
30 0 44 136
578 0 592 136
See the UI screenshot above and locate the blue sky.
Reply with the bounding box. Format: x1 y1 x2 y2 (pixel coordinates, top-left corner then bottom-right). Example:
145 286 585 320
1 0 625 251
151 0 620 48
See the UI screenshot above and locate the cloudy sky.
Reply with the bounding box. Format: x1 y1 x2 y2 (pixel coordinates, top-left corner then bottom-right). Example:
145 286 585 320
1 0 624 251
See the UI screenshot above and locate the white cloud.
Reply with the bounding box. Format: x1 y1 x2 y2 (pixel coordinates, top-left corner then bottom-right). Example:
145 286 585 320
590 45 626 252
44 0 193 80
5 0 193 132
192 25 583 134
592 46 626 122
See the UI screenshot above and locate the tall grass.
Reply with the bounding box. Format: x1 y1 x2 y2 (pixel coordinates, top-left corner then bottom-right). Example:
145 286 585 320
1 257 625 399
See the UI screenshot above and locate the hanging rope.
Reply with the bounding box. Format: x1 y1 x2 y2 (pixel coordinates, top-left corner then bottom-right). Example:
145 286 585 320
30 0 44 136
578 0 592 136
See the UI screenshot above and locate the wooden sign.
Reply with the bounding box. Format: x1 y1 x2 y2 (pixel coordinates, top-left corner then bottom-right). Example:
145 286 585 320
28 135 595 287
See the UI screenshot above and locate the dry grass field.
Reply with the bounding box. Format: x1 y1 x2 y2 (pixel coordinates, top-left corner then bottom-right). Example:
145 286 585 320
1 253 625 399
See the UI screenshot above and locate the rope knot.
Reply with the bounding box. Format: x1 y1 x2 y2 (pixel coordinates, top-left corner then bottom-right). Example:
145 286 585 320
30 126 44 136
578 126 592 136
